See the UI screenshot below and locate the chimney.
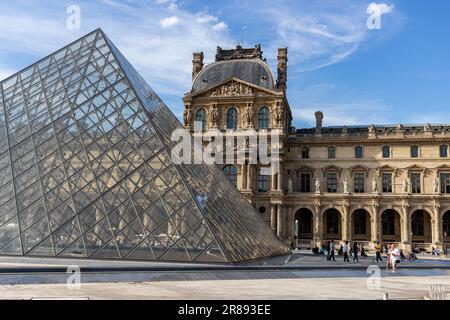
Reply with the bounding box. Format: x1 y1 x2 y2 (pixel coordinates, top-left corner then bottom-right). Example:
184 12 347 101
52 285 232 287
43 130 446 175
192 52 204 81
277 47 288 92
315 111 323 133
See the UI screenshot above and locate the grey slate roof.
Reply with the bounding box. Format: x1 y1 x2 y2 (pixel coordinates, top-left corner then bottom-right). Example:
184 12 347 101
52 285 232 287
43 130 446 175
192 59 276 93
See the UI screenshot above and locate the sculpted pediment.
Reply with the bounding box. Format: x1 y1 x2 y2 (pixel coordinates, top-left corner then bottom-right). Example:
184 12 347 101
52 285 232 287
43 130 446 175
191 78 277 98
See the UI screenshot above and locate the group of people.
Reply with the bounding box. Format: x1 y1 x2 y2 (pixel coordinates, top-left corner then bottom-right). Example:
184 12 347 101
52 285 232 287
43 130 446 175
310 241 421 271
320 240 366 262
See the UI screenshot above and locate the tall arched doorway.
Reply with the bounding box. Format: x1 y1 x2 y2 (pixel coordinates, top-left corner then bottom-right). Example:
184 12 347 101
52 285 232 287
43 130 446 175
294 208 313 240
352 209 371 241
381 209 401 243
323 209 342 241
411 210 432 244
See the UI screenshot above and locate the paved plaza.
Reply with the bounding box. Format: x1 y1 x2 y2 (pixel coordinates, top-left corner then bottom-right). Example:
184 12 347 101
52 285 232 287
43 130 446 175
0 252 449 300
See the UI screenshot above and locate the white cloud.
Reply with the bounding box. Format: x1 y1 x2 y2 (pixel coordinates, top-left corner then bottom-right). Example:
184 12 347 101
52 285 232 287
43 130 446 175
211 22 228 32
196 14 218 24
159 16 179 28
367 3 394 15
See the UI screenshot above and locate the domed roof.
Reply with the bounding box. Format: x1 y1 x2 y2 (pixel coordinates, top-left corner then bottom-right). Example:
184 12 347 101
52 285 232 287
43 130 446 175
192 59 276 93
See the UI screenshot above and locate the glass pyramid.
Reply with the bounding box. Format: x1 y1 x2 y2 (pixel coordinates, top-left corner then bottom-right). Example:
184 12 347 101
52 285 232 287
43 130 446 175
0 29 289 263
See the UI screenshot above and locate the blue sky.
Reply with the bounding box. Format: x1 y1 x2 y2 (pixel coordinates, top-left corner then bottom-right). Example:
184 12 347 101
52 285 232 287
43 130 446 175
0 0 449 128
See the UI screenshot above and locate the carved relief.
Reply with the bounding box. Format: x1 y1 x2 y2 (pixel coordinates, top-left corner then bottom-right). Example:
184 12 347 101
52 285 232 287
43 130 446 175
183 107 192 127
209 81 266 97
244 103 254 128
210 105 220 127
274 103 283 126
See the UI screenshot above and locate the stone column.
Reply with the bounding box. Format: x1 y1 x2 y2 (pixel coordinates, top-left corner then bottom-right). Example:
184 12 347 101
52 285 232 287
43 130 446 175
277 162 283 191
271 171 277 191
342 204 350 241
401 207 410 244
241 164 247 190
433 205 442 245
247 164 252 190
277 204 283 239
314 205 322 246
371 206 379 242
270 204 277 232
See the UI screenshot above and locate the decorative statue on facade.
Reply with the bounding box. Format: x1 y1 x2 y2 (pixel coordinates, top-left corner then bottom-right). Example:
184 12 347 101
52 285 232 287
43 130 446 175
403 177 409 193
211 105 220 127
368 124 375 133
425 123 432 132
343 178 349 194
244 104 254 127
372 178 378 193
274 105 283 126
315 177 321 194
287 178 293 194
433 176 439 194
183 108 191 127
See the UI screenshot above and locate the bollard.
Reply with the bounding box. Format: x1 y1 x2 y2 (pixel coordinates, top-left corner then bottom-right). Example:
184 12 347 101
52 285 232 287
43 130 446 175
383 293 389 300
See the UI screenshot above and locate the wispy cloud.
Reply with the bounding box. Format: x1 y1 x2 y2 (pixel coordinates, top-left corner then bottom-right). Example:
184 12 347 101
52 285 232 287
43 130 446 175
0 0 403 124
159 16 179 28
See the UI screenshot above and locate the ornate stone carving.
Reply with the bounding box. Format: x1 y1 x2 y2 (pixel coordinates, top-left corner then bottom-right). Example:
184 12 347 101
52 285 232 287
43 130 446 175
183 108 192 127
274 103 283 126
210 81 254 97
343 178 349 194
372 178 378 193
244 103 254 128
287 178 293 194
210 105 220 127
315 177 321 194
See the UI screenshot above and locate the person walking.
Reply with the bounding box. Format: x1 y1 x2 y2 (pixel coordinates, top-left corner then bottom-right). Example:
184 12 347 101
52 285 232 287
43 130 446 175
326 241 331 261
343 241 350 262
386 244 392 270
391 244 400 272
352 241 359 262
329 240 336 262
374 241 383 263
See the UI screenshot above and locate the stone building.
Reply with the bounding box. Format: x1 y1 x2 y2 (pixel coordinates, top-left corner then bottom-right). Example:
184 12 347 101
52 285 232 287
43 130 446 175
183 45 450 252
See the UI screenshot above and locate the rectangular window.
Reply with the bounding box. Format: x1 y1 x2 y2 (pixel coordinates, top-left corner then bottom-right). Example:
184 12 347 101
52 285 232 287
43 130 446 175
440 145 448 158
257 170 268 192
354 173 365 193
327 173 337 193
382 173 393 193
410 173 421 194
355 146 363 159
382 146 390 158
411 146 419 158
441 173 450 194
300 173 311 193
301 147 309 159
328 147 336 159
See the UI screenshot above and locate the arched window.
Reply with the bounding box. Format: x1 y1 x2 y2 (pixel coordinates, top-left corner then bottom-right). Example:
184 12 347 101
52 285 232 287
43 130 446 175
195 108 207 131
440 145 448 158
258 106 270 129
410 145 419 158
223 165 238 187
382 145 390 158
226 108 238 130
355 146 363 158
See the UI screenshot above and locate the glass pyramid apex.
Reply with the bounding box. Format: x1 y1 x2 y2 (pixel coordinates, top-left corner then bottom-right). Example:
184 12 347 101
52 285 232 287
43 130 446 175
0 29 289 263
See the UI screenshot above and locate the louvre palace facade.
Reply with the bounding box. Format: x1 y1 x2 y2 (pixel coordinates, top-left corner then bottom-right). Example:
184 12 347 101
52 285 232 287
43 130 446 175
183 45 450 252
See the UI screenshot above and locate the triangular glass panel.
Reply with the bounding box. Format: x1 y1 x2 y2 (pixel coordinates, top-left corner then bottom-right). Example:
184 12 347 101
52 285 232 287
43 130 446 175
0 29 289 263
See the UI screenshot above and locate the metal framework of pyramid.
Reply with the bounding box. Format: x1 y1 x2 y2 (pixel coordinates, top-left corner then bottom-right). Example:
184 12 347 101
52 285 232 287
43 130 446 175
0 29 289 263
